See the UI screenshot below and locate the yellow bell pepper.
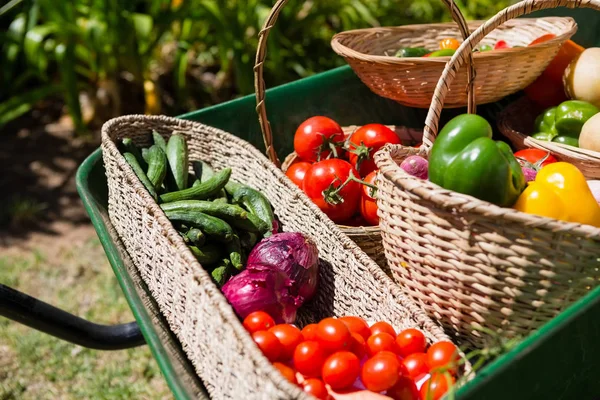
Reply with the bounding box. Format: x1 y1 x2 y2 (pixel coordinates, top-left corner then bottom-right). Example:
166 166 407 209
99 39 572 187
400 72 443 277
514 162 600 227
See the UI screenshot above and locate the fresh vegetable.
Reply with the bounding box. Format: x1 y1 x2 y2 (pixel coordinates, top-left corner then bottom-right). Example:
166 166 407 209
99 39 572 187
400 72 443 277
479 44 493 52
424 49 455 57
165 133 189 191
494 40 509 50
366 332 398 357
294 116 345 162
339 316 371 341
189 244 221 265
293 340 327 377
360 352 401 392
564 48 600 108
395 328 426 357
163 209 234 242
226 235 243 270
533 107 558 137
273 362 297 384
529 35 584 84
302 159 361 223
514 149 557 168
370 321 396 337
316 318 352 353
301 324 318 341
186 228 206 247
123 152 157 200
579 113 600 152
285 161 312 188
221 268 298 324
301 379 328 399
387 376 420 400
396 47 430 58
554 100 599 137
532 132 557 141
552 135 579 147
210 259 233 286
252 330 283 362
225 180 275 235
514 162 600 227
427 341 459 375
525 74 568 109
348 124 402 177
152 130 167 152
429 114 526 207
321 351 360 390
243 311 276 334
159 168 232 203
359 171 379 226
587 180 600 204
402 352 429 379
399 155 429 179
145 145 168 189
121 138 147 170
420 374 455 400
521 167 538 183
439 38 460 51
269 324 303 360
349 332 367 359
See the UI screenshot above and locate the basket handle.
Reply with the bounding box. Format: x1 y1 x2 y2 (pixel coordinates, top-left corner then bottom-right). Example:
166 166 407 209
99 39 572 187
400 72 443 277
254 0 475 167
422 0 597 151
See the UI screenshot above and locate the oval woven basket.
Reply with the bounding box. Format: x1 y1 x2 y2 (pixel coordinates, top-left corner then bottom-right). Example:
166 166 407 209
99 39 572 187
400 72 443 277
498 95 600 179
101 115 470 400
254 0 474 269
331 17 577 108
374 0 600 348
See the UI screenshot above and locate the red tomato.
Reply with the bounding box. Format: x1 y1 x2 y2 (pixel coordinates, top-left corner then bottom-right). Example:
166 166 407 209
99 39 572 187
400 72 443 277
514 149 558 168
349 332 367 359
524 74 568 109
370 321 397 337
322 351 360 390
360 170 379 226
302 378 329 399
360 352 401 392
243 311 275 333
252 330 283 362
294 116 345 162
273 362 297 384
402 353 430 379
348 124 402 177
366 332 398 357
316 318 352 353
396 329 427 357
285 161 312 189
419 374 455 400
293 341 327 377
427 342 459 375
494 40 510 50
339 316 371 340
302 159 361 223
269 324 303 360
387 376 420 400
301 324 318 341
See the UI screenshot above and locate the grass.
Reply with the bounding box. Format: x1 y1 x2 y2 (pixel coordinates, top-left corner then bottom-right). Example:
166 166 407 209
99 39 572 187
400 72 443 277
0 234 172 400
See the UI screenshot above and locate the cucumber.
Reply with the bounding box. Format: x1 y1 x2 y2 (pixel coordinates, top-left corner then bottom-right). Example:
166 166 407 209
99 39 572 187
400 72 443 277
225 180 274 235
210 259 232 287
189 244 221 265
142 148 150 163
186 228 206 247
152 130 167 152
123 152 157 200
159 168 231 203
164 209 234 242
166 133 189 191
226 235 243 270
146 145 167 189
193 160 227 198
239 231 258 250
121 138 147 170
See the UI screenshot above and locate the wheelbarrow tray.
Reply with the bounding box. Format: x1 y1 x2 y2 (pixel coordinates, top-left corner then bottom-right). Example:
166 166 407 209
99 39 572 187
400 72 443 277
78 64 600 400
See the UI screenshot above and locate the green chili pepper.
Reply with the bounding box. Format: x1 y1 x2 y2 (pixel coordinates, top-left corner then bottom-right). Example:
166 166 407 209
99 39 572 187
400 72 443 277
395 47 431 58
424 49 456 57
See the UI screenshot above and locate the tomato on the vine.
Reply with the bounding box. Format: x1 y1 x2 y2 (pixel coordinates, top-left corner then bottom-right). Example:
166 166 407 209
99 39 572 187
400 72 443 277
348 124 402 177
514 149 558 168
370 321 396 337
419 373 455 400
294 116 345 162
387 376 419 400
285 161 312 189
366 332 398 357
302 378 329 399
396 328 427 357
269 324 303 360
427 341 459 375
402 352 429 379
360 170 379 226
316 318 352 353
243 311 275 333
273 362 297 384
252 330 283 362
360 352 401 392
293 341 327 377
322 351 360 390
339 316 371 340
301 324 318 341
302 159 361 223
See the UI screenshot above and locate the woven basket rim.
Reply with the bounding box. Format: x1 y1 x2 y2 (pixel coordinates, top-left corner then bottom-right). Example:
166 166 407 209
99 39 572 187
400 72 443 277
375 143 600 238
331 16 577 63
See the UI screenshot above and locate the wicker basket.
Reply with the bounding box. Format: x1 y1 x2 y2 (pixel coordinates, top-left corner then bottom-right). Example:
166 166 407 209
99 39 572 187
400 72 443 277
331 16 577 108
253 0 474 269
102 115 470 400
498 96 600 179
374 0 600 348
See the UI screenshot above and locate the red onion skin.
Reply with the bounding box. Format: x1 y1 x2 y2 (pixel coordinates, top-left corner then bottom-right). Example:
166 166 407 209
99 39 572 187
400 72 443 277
221 268 298 324
522 167 537 183
400 156 428 179
247 232 319 303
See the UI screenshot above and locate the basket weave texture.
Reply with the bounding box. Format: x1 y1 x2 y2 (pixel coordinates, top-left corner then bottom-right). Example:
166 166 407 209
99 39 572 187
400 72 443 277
374 0 600 347
331 17 577 108
102 115 463 399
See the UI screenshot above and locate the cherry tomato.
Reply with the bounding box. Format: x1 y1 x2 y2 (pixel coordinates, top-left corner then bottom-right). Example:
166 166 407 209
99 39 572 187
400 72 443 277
302 159 361 223
387 376 420 400
524 74 568 109
494 40 510 50
316 318 352 353
273 362 297 384
360 170 379 226
243 311 276 334
302 323 318 341
349 332 367 359
322 351 360 390
439 38 460 51
293 340 327 377
339 316 371 340
366 332 398 357
285 161 312 189
302 378 329 399
402 353 430 379
348 124 402 177
269 324 303 360
427 341 459 375
370 321 397 337
396 328 427 357
419 373 455 400
514 149 558 168
294 116 345 162
252 330 283 362
360 352 401 392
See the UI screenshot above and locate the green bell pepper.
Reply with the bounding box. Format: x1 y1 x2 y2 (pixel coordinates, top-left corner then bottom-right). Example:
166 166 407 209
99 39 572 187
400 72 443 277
429 114 526 207
552 135 579 147
554 100 599 137
396 47 430 58
534 107 558 136
532 132 556 141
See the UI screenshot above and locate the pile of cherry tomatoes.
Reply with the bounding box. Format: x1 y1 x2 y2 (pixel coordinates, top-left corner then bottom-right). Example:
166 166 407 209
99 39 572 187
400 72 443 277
243 311 460 400
286 116 408 226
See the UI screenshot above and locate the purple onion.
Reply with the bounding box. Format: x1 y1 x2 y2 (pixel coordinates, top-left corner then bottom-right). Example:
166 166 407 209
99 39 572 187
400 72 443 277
221 268 298 324
522 166 537 183
247 232 319 303
400 156 429 179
